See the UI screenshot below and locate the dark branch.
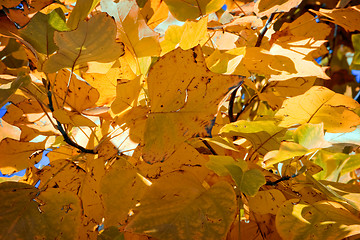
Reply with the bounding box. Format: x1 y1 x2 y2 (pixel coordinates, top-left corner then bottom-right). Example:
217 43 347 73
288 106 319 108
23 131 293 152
255 13 275 47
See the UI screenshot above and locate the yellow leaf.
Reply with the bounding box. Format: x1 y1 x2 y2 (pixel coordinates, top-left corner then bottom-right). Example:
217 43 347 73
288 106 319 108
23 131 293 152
0 138 44 174
101 0 161 58
48 69 99 112
111 77 142 114
67 0 100 29
143 46 240 163
0 72 30 108
126 171 237 240
164 0 225 21
100 157 148 226
275 86 360 133
53 109 97 127
248 189 286 215
255 0 303 17
317 5 360 32
43 13 124 73
264 142 309 167
276 199 360 240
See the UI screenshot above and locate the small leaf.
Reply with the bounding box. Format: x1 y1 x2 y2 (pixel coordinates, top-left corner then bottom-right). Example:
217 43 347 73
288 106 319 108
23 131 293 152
276 199 360 240
67 0 100 29
43 13 124 73
324 126 360 145
264 142 309 167
126 171 236 240
225 165 266 196
276 86 360 133
111 77 142 114
206 155 247 176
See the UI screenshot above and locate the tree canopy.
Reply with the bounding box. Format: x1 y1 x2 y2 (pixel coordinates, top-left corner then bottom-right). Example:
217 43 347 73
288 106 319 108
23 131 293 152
1 0 360 239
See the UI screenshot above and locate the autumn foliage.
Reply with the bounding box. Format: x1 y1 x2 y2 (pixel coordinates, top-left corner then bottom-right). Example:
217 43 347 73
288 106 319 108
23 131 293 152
1 0 360 239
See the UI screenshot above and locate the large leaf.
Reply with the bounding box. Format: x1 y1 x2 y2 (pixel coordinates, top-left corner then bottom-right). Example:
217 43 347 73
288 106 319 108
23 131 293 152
101 0 161 58
19 8 69 56
275 86 360 133
0 182 81 240
126 171 237 240
100 157 148 227
43 13 124 73
142 46 240 163
276 199 360 240
220 120 287 155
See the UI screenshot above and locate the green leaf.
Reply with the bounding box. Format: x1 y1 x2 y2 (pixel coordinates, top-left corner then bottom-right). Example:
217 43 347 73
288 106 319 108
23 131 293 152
220 120 286 155
324 126 360 145
0 72 30 108
19 8 69 55
67 0 100 30
225 165 265 196
293 123 331 149
351 34 360 70
206 155 247 176
43 13 124 73
276 199 360 240
126 171 236 240
164 0 225 21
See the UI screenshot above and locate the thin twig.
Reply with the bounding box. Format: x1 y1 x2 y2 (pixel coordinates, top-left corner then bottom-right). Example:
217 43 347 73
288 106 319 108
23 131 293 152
202 139 217 155
255 13 275 47
228 81 244 122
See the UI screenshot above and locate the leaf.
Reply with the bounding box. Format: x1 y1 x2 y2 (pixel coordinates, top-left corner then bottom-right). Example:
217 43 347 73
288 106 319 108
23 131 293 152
317 5 360 32
0 72 30 108
111 77 142 114
276 199 360 240
293 123 331 149
100 157 148 226
126 171 237 240
351 34 360 70
0 182 81 240
67 0 100 29
264 142 309 167
164 0 224 21
19 8 69 56
220 120 287 155
43 13 125 73
255 0 303 17
248 189 287 215
161 17 208 54
206 155 247 177
225 165 266 196
142 46 240 163
324 126 360 145
53 109 97 127
0 138 44 175
275 86 360 133
48 69 100 112
98 226 124 240
101 0 161 58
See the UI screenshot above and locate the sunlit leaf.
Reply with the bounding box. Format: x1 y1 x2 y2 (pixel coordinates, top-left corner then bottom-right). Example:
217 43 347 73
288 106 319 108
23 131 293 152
324 126 360 145
0 138 44 175
206 155 247 177
276 199 360 240
111 77 142 114
220 120 287 155
101 0 161 58
293 123 331 149
317 5 360 32
67 0 100 29
142 46 240 163
43 13 125 73
126 171 237 240
275 86 360 133
53 109 97 127
164 0 225 21
264 141 309 167
255 0 303 17
0 72 30 108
